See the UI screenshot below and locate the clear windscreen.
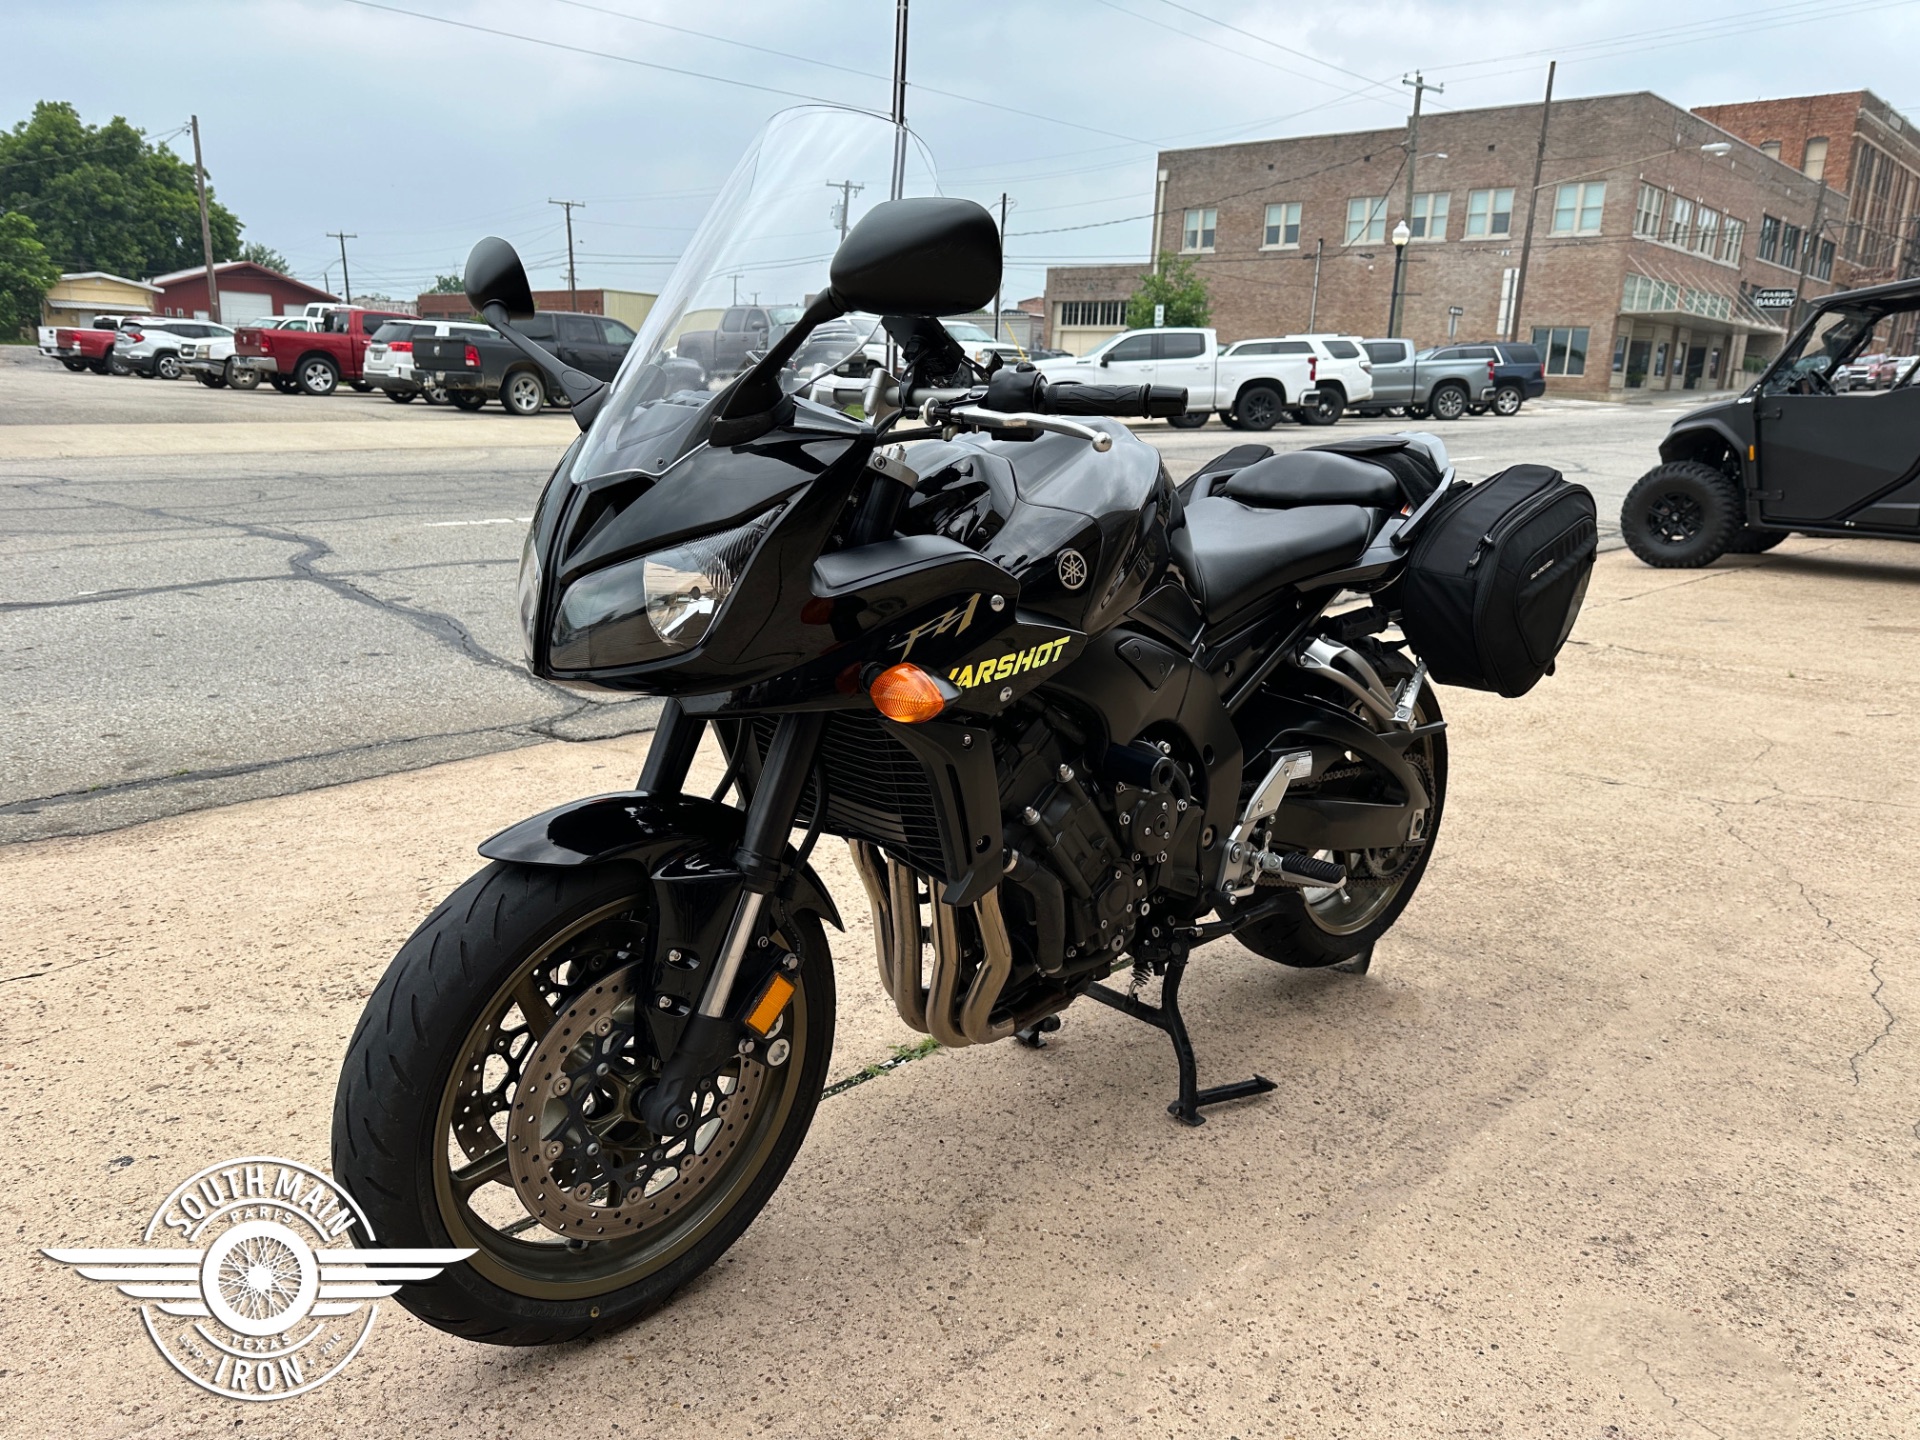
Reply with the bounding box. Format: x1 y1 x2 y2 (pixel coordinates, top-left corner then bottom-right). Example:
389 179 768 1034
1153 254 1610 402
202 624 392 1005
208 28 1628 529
575 107 939 481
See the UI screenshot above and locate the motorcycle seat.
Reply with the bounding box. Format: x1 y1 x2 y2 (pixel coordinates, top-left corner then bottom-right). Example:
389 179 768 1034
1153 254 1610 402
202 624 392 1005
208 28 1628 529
1219 449 1405 510
1172 497 1374 622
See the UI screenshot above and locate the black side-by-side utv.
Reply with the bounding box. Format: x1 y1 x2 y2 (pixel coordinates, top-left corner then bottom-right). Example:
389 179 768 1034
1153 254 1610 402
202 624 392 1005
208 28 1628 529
1623 276 1920 567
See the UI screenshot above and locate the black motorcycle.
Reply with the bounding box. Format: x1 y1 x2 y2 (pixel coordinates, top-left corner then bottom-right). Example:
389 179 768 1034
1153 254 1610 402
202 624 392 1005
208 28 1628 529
333 108 1598 1345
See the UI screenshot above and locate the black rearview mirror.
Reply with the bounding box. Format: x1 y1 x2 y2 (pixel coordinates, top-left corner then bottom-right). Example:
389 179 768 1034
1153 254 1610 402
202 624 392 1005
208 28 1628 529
465 236 536 319
829 198 1000 318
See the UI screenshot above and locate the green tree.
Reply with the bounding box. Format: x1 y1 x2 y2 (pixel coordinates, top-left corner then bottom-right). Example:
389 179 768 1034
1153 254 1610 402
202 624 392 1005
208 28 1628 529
427 273 466 294
238 241 290 273
1125 252 1211 329
0 102 241 276
0 211 58 337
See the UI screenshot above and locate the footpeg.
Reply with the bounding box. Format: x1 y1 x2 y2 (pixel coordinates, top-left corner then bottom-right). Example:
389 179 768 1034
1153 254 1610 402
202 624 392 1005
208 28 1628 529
1256 851 1347 888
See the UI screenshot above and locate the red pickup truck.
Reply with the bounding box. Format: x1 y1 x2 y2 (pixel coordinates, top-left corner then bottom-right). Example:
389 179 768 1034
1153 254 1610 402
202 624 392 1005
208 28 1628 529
51 316 142 374
233 307 417 396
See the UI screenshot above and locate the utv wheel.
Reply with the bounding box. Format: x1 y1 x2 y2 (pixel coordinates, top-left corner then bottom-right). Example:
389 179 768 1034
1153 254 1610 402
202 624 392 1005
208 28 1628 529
332 860 836 1346
297 355 339 396
1621 461 1741 568
449 390 488 412
1725 526 1789 554
1236 670 1446 971
1428 383 1469 421
1300 387 1344 426
1167 412 1209 429
1235 383 1284 431
1491 384 1524 417
501 369 546 416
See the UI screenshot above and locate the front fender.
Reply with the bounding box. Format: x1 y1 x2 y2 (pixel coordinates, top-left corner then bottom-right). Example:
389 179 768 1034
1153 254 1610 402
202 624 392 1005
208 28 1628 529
477 792 843 930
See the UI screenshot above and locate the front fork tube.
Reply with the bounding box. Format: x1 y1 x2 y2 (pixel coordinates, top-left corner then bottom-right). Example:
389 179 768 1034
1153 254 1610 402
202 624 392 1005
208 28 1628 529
637 697 705 796
639 711 825 1135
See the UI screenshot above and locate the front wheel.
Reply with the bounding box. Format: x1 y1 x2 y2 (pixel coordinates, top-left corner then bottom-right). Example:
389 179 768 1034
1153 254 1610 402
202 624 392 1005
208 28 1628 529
1428 384 1469 421
1235 383 1284 431
1235 674 1446 971
332 860 835 1346
1620 461 1741 568
153 351 183 380
1166 412 1209 429
1299 388 1344 426
501 368 546 416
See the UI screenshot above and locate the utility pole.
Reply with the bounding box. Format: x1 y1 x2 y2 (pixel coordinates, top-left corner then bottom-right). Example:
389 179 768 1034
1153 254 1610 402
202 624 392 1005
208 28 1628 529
1507 61 1556 343
889 0 910 200
995 192 1009 340
1390 71 1443 339
730 274 741 305
326 231 356 305
189 115 221 323
549 199 584 310
1308 238 1324 331
1791 174 1830 323
826 179 864 241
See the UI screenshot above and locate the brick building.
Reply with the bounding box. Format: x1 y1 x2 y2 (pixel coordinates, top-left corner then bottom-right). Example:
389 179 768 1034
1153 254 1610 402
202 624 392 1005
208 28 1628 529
149 262 337 323
1043 91 1863 397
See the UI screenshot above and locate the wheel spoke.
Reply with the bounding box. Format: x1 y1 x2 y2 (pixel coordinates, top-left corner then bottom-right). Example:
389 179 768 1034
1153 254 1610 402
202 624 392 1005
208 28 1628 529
451 1146 511 1197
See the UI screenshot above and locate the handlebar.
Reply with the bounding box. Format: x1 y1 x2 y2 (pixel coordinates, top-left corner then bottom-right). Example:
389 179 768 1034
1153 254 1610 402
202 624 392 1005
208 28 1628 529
1040 381 1189 418
807 364 1192 433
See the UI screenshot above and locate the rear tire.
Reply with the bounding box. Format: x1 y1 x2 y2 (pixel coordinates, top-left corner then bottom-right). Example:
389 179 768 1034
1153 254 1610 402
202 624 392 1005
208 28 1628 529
296 354 339 396
1621 460 1742 568
1236 673 1446 970
1428 383 1469 421
501 368 546 416
61 358 88 373
195 371 225 388
271 375 299 394
449 389 488 412
1167 412 1209 429
1491 384 1524 417
1235 383 1284 431
388 389 417 403
153 351 183 381
1300 387 1344 426
332 861 835 1346
1219 410 1246 430
1403 402 1429 420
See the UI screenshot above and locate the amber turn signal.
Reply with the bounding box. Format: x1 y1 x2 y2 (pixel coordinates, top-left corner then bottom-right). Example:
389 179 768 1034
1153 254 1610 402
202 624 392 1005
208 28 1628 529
870 663 950 724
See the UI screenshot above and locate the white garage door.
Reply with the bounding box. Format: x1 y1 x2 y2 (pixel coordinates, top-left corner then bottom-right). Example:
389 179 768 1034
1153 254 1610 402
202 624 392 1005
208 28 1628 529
223 291 275 323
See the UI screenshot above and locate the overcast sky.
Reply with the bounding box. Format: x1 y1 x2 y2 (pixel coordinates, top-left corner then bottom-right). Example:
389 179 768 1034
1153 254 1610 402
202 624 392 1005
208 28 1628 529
13 0 1920 304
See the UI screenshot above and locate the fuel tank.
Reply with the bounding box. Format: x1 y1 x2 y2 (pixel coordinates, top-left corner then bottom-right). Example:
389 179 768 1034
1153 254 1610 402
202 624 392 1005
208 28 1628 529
894 427 1178 637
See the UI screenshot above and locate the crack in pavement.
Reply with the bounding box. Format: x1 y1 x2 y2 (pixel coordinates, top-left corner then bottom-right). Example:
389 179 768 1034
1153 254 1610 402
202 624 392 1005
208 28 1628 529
1641 1359 1728 1439
0 556 519 612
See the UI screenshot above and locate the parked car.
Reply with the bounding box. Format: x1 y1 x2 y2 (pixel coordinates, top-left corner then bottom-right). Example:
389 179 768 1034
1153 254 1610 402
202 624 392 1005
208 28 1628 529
1621 274 1920 567
413 311 637 415
1867 353 1915 389
1832 351 1885 391
1441 341 1548 414
49 315 144 374
363 319 494 403
177 331 248 388
1354 339 1499 421
119 319 234 380
1279 333 1376 415
673 304 802 378
232 306 417 395
1037 327 1326 429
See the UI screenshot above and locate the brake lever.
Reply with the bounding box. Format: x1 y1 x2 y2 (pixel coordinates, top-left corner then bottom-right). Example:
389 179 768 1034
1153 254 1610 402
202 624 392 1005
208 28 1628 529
936 403 1113 452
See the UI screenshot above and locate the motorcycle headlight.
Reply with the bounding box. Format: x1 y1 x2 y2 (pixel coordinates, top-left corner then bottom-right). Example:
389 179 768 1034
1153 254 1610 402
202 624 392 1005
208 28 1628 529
549 504 786 669
516 527 543 662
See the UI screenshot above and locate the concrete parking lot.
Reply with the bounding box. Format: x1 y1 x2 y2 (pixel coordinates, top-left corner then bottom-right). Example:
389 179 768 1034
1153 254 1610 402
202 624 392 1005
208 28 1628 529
2 529 1915 1437
0 351 1703 843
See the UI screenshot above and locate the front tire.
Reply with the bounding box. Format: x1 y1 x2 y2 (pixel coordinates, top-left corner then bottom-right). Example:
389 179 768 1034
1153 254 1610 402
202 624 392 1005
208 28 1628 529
1235 383 1284 431
154 351 183 380
333 860 835 1346
1428 383 1469 421
1300 386 1344 426
1621 461 1741 568
388 389 417 403
501 368 546 416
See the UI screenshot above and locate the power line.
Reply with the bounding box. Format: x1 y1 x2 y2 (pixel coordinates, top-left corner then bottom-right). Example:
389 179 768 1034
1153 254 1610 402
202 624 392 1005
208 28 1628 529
1144 0 1442 110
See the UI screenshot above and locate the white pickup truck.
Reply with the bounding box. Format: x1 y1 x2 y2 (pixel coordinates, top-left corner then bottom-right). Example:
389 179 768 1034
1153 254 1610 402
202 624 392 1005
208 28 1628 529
1037 327 1327 430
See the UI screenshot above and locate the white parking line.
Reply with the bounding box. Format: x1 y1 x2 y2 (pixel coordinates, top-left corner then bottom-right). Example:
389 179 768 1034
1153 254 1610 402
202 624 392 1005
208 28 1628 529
422 517 534 528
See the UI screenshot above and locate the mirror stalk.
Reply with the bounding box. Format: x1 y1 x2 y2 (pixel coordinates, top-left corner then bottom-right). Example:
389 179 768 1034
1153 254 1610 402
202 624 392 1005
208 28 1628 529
710 290 847 447
480 301 607 432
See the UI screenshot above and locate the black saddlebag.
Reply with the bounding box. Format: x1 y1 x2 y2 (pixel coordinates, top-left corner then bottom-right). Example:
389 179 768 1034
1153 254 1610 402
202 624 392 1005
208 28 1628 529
1397 464 1596 698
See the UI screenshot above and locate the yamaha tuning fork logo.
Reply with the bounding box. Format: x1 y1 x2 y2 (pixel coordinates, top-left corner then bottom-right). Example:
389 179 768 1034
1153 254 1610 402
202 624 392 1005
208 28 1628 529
43 1156 470 1402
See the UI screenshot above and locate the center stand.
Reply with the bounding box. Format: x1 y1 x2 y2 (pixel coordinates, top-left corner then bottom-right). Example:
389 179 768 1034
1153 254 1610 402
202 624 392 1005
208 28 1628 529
1080 957 1276 1126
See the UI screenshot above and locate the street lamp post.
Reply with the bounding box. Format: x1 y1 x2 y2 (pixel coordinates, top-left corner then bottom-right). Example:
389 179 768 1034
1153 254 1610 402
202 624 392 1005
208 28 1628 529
1387 220 1412 337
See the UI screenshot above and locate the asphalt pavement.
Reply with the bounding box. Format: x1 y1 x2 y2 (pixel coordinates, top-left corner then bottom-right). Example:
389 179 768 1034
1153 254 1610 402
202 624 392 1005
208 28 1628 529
0 350 1706 843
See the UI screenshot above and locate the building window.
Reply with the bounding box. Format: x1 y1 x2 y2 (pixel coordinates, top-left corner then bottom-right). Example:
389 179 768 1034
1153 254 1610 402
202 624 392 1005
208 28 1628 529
1612 334 1628 373
1695 207 1719 257
1814 238 1835 281
1803 137 1828 181
1181 208 1217 252
1406 191 1450 240
1530 326 1591 376
1465 188 1513 238
1057 299 1128 327
1759 140 1782 160
1758 214 1781 263
1634 184 1665 238
1721 217 1745 265
1780 221 1804 268
1552 181 1605 235
1262 202 1301 248
1345 196 1386 245
1667 197 1693 248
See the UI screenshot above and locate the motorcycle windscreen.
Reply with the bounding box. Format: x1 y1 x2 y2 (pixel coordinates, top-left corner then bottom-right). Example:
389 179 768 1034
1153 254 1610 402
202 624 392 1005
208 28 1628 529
575 107 940 483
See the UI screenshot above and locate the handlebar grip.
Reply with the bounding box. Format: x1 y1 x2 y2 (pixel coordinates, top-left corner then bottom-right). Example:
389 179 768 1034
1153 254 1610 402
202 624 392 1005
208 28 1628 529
1043 382 1152 417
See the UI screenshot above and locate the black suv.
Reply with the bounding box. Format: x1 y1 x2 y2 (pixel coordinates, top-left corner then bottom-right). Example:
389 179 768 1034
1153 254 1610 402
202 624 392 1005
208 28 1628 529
1429 342 1547 415
1621 276 1920 566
